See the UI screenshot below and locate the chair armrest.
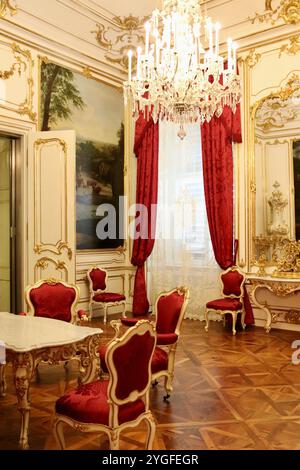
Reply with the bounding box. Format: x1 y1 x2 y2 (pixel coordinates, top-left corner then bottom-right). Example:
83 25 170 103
110 319 122 339
77 309 89 321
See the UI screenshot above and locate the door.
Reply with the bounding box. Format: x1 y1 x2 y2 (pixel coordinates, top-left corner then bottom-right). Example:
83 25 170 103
0 137 13 311
27 131 76 285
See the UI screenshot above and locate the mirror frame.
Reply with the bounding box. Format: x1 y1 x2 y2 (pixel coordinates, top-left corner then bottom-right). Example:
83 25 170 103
249 73 300 273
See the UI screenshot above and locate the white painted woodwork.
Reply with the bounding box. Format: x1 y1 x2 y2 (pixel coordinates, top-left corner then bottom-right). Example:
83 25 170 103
27 131 76 284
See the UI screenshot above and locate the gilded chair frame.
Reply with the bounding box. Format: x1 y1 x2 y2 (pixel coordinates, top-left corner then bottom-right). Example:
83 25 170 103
204 266 246 336
152 286 190 399
53 320 157 450
87 266 126 324
25 278 80 324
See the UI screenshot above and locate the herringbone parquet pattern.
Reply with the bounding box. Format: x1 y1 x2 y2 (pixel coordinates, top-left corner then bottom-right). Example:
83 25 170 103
1 318 300 450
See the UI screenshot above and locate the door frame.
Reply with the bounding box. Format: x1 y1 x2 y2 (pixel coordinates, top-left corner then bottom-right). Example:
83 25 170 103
0 117 36 312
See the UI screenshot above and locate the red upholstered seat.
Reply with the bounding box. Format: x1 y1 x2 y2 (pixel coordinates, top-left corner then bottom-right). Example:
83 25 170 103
53 321 156 451
156 292 184 335
89 268 107 291
99 344 108 374
151 347 168 374
221 270 244 297
121 316 148 327
56 380 145 425
93 293 126 303
87 267 126 323
205 267 246 336
156 333 178 345
206 298 243 311
29 282 77 322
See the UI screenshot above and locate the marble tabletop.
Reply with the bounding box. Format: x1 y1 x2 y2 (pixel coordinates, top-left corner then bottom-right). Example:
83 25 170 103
0 312 103 352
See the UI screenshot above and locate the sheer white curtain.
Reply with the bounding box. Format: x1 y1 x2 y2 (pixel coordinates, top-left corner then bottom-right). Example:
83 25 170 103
147 121 220 321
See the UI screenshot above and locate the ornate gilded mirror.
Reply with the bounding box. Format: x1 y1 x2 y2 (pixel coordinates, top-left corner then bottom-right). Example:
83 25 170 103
251 74 300 276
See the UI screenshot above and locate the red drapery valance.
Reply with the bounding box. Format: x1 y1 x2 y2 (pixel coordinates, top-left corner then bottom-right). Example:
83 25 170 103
131 114 159 315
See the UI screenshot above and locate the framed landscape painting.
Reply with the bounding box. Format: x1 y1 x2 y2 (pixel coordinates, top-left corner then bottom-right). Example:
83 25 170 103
39 60 124 250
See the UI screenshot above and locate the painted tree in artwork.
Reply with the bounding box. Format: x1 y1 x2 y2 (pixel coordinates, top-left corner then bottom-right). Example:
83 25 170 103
41 63 85 131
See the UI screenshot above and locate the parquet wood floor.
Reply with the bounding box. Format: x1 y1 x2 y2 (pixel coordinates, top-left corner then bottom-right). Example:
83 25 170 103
1 318 300 450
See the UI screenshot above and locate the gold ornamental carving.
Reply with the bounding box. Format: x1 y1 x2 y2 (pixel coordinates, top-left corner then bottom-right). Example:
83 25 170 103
245 49 262 69
285 309 300 324
0 0 17 17
272 239 300 277
0 48 26 79
34 242 73 260
279 35 300 57
92 15 148 71
35 257 67 273
256 98 297 131
251 0 300 25
254 75 300 118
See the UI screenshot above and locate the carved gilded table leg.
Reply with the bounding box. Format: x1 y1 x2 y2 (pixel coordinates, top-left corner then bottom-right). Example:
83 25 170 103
0 364 6 397
12 352 34 450
249 284 273 333
78 334 101 384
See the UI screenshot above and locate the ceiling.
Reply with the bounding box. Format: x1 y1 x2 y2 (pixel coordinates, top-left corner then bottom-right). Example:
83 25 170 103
88 0 160 18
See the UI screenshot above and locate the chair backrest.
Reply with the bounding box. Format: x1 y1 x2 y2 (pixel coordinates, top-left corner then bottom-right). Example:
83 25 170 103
25 279 79 323
155 286 190 336
87 267 107 293
220 266 246 299
106 321 156 427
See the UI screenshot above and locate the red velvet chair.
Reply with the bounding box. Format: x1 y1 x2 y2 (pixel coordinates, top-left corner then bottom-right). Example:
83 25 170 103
87 267 126 324
53 320 157 450
99 287 190 401
205 266 246 336
150 286 190 400
21 278 86 323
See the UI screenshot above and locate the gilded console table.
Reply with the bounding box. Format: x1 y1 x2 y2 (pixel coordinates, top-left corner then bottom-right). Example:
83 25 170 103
0 312 102 450
247 276 300 333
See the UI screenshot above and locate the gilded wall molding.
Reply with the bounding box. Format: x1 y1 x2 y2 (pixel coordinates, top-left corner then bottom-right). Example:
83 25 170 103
256 97 297 131
254 74 300 116
0 43 36 121
279 35 300 57
33 138 70 258
0 0 17 17
251 0 300 26
92 15 148 71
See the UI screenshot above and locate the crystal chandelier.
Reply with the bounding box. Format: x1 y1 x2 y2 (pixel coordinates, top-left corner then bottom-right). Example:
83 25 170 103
124 0 241 139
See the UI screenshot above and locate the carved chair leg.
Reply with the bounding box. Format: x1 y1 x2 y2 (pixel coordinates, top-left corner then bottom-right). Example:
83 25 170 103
53 417 66 450
204 309 210 332
103 305 108 325
145 413 156 450
89 302 93 321
122 302 126 319
241 309 246 330
231 313 238 336
0 364 6 397
109 429 120 450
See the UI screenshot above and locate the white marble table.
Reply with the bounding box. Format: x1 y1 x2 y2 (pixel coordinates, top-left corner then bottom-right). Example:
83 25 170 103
0 312 102 449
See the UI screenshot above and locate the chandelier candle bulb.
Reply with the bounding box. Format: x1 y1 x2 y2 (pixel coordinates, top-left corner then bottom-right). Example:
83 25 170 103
208 20 213 55
227 38 233 70
232 42 237 73
127 50 132 83
215 23 221 57
136 47 141 80
145 22 150 58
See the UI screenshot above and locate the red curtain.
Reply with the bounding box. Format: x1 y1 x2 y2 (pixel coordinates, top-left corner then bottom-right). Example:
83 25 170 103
131 114 159 315
201 105 254 325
